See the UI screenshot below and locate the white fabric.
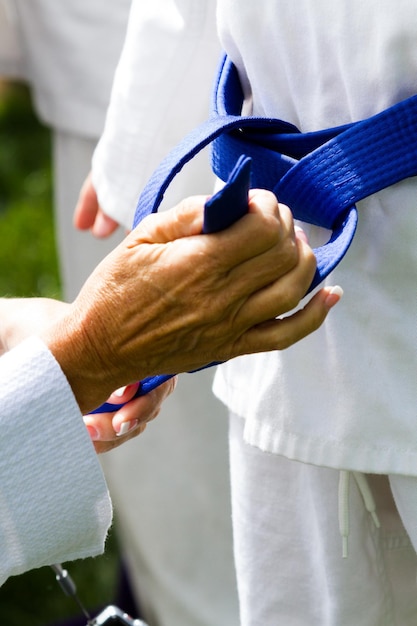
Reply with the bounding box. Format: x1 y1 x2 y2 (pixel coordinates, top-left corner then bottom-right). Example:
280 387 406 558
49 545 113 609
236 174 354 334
215 3 417 623
213 0 417 475
92 0 220 228
90 1 417 624
55 129 239 626
52 131 125 301
1 0 132 137
93 0 417 477
0 0 23 78
229 413 417 626
0 3 120 587
0 336 112 586
103 369 238 626
30 3 237 625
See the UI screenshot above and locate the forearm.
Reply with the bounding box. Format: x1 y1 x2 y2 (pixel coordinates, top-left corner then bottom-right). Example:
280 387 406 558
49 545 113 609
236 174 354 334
0 297 69 355
39 304 120 415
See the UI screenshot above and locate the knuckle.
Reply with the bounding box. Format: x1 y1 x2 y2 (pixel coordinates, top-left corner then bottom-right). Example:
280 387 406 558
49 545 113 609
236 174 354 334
255 212 284 249
174 195 207 219
310 306 327 332
279 284 304 312
304 243 317 269
250 188 279 213
276 335 294 351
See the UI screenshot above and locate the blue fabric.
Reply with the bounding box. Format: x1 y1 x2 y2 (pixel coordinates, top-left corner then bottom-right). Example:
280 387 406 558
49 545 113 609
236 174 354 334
90 53 417 412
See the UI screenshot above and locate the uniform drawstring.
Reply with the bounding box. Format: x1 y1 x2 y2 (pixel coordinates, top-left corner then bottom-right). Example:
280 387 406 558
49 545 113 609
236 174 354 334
338 471 350 558
338 471 381 558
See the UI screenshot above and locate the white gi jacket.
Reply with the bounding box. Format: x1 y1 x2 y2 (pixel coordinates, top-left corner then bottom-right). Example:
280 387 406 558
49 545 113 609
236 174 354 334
90 1 417 623
213 0 417 477
93 0 417 477
0 0 132 137
0 337 111 586
0 1 120 585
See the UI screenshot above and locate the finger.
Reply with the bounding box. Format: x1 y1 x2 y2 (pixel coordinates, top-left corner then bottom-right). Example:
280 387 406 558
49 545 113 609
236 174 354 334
112 376 177 434
234 237 317 325
233 285 343 355
130 189 284 269
211 221 306 320
83 412 120 442
94 423 148 454
73 174 99 230
206 190 288 269
84 378 177 442
82 384 139 441
107 383 139 402
92 209 120 238
131 196 209 244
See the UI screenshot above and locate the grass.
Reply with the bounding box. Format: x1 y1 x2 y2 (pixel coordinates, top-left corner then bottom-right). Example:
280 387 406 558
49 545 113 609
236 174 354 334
0 83 120 624
0 82 59 298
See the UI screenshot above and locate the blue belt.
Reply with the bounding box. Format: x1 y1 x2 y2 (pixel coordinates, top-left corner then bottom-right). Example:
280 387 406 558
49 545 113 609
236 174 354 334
91 53 417 413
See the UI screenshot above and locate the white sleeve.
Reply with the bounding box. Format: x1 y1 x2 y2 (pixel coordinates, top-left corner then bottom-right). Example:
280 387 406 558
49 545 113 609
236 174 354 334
92 0 220 229
0 336 112 586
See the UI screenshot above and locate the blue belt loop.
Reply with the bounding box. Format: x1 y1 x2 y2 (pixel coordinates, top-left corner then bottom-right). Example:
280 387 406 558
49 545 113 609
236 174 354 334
89 154 251 413
90 53 417 412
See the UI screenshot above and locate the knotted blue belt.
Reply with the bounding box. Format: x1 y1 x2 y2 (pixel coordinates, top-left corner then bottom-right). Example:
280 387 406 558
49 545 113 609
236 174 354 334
90 53 417 413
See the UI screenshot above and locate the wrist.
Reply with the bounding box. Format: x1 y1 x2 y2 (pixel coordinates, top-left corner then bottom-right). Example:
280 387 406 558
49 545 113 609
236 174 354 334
40 308 116 414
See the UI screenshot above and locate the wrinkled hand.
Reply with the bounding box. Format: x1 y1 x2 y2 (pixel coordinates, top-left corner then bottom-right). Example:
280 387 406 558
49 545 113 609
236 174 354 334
74 172 121 238
41 190 342 415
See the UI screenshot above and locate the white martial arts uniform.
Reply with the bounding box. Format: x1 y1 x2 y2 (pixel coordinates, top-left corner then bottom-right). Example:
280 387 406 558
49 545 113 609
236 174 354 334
213 2 417 624
0 337 111 586
0 0 121 582
93 4 239 625
93 1 417 624
1 3 238 625
0 0 132 299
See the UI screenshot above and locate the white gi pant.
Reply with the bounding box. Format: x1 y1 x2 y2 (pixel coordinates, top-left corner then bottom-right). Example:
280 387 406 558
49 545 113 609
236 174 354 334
52 131 124 301
229 413 417 626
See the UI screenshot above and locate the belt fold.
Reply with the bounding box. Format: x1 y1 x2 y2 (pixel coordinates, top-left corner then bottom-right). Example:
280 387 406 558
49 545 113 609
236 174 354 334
91 53 417 411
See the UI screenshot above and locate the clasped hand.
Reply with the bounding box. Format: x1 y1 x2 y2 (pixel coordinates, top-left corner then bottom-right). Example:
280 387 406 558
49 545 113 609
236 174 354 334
0 190 341 451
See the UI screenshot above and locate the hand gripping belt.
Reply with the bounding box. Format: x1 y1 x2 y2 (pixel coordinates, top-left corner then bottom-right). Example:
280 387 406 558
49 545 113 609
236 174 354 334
90 53 417 413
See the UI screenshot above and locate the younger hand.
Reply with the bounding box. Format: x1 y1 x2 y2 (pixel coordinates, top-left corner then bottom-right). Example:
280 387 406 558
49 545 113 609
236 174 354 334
74 172 120 238
85 378 177 453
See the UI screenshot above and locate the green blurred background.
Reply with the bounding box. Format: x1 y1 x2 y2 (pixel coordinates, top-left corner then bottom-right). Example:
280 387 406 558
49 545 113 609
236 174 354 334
0 82 119 625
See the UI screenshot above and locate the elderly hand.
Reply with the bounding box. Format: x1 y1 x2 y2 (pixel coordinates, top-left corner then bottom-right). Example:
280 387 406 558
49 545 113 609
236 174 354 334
74 172 120 238
41 190 341 414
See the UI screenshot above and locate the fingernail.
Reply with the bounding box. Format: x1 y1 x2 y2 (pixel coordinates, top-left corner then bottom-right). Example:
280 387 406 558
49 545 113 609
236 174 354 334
113 386 127 398
116 420 138 437
325 285 344 309
86 425 100 441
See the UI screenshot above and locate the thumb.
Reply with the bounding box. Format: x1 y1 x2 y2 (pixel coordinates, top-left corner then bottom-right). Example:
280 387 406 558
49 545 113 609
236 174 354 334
132 195 209 244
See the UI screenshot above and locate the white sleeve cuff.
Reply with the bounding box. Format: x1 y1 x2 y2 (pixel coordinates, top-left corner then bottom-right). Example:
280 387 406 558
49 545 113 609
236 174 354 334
0 336 112 584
